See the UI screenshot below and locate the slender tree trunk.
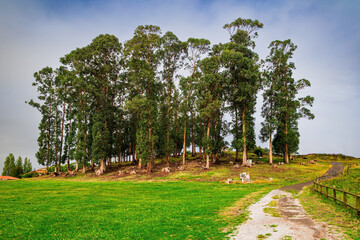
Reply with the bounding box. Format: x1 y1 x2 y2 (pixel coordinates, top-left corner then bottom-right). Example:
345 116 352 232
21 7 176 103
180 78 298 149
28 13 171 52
166 80 171 167
148 126 153 172
269 134 273 165
118 117 123 165
206 118 210 169
191 111 195 156
99 159 106 174
82 162 86 173
59 100 66 173
138 158 142 169
67 105 72 172
284 122 289 164
235 107 239 162
242 109 247 165
174 105 179 157
202 117 206 160
75 160 79 172
182 115 187 165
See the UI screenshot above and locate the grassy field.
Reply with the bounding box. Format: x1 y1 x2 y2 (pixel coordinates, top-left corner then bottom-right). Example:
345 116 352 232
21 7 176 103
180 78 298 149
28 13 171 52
0 180 273 239
0 153 358 239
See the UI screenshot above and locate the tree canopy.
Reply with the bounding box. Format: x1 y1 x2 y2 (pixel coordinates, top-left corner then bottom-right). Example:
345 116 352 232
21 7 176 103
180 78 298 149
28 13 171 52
27 18 314 174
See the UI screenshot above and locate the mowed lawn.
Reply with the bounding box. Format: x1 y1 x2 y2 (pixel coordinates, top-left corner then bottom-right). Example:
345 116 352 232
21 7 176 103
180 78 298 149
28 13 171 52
0 180 271 239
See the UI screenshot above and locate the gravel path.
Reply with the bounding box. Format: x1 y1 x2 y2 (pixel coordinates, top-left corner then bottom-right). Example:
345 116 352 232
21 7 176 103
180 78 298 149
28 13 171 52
229 162 344 240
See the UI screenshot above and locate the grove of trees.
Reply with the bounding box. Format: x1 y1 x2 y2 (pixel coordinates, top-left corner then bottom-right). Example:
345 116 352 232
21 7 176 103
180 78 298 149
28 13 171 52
2 153 32 178
27 17 314 174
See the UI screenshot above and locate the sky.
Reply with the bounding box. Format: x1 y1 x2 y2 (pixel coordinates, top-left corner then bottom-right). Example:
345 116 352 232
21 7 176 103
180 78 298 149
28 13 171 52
0 0 359 172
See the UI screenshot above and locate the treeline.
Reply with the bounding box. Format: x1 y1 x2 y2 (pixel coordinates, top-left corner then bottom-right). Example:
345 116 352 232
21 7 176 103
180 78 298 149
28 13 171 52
27 18 314 174
2 153 32 178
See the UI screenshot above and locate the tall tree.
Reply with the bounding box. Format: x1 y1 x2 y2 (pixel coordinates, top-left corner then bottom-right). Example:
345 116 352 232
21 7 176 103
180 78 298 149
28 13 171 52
2 153 16 176
124 25 162 172
180 38 210 165
197 52 224 168
222 18 263 165
23 157 33 173
28 67 59 174
265 39 314 163
161 31 186 166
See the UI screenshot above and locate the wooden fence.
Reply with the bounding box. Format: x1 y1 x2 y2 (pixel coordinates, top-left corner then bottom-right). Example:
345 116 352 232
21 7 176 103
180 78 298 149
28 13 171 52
313 163 360 216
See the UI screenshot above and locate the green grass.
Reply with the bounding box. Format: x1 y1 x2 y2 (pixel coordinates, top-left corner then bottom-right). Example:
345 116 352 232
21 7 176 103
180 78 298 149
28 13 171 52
323 165 360 195
0 180 272 239
299 186 360 239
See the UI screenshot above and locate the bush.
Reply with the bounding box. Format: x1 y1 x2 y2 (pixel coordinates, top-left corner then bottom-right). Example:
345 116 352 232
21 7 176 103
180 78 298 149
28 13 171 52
254 148 263 157
21 171 39 178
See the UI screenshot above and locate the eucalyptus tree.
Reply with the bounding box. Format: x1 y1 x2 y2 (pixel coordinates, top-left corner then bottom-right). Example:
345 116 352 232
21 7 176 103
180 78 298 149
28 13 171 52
124 25 162 172
264 39 314 163
161 31 186 166
180 38 210 165
61 46 92 173
86 34 123 173
197 52 224 168
28 67 58 174
222 18 263 165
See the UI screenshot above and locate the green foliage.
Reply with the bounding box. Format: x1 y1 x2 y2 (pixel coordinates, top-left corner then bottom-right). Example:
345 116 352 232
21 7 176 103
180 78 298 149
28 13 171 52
261 39 314 162
2 154 32 178
2 153 15 176
27 20 314 172
21 171 39 178
254 148 263 157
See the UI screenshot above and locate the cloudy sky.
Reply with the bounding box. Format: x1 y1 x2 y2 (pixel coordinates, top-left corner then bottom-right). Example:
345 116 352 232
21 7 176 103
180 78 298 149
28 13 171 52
0 0 359 172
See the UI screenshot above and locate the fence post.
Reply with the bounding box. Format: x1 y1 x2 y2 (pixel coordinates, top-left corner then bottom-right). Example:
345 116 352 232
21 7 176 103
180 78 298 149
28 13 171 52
333 187 336 202
356 195 360 216
325 186 328 198
343 191 347 209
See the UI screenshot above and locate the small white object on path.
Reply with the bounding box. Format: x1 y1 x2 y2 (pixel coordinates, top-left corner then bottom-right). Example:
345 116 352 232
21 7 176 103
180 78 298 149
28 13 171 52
229 189 343 240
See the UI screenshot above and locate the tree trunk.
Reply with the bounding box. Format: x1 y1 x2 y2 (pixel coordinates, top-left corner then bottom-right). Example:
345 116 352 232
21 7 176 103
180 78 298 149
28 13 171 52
285 121 289 164
182 116 187 165
191 111 195 156
269 134 273 165
174 105 179 158
242 109 247 165
45 160 49 175
59 101 66 173
75 160 79 172
206 118 210 169
138 158 142 169
82 163 86 173
99 159 106 174
235 107 239 162
67 107 72 172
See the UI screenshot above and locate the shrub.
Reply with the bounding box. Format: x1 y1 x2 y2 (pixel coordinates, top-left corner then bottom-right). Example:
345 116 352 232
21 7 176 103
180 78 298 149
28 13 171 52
21 171 39 178
254 148 263 157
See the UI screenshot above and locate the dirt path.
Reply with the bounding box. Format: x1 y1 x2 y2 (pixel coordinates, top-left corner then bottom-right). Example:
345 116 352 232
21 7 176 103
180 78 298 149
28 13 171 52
229 162 344 240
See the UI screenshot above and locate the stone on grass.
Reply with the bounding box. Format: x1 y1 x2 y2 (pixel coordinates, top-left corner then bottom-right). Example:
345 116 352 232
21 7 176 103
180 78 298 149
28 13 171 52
233 164 240 169
272 164 278 168
129 170 137 175
225 178 233 184
178 166 185 171
161 167 171 173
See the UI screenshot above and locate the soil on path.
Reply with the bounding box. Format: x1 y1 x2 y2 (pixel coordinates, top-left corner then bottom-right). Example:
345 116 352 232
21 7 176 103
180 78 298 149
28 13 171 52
230 162 345 240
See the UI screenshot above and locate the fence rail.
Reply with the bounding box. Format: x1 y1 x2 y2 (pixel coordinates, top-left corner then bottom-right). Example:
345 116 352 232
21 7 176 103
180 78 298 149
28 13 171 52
313 162 360 216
